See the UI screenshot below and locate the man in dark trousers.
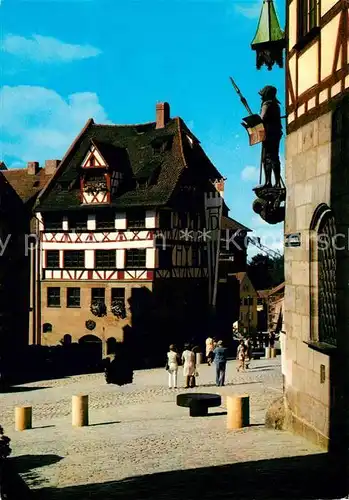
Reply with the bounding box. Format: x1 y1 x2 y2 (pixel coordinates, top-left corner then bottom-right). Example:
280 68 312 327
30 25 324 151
213 340 228 387
259 85 283 188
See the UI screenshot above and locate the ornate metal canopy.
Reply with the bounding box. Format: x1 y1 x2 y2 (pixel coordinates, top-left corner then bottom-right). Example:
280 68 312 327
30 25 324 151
251 0 286 70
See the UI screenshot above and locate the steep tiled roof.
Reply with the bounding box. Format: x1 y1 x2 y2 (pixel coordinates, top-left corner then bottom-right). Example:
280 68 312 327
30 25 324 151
3 168 53 204
36 117 224 212
257 281 285 298
221 216 251 232
232 272 247 283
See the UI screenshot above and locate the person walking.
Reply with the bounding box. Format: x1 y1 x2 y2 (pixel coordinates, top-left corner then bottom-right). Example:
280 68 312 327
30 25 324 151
182 343 196 388
205 336 214 365
213 340 228 387
268 332 275 349
237 340 246 372
245 337 253 369
166 344 179 389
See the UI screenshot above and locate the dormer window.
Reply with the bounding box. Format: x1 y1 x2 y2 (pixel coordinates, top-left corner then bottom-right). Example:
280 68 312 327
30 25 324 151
80 140 124 205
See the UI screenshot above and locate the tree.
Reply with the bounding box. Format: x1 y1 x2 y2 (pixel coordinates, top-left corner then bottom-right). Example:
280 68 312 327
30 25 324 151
247 253 284 290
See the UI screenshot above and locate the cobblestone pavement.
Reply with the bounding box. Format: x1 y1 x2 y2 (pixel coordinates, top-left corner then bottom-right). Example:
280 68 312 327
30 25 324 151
0 358 326 499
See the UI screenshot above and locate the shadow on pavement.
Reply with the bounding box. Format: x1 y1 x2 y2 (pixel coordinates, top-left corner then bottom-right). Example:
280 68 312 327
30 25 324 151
89 421 121 427
0 386 52 393
30 453 347 499
8 454 63 490
12 454 63 474
33 425 56 430
206 411 227 417
197 381 261 388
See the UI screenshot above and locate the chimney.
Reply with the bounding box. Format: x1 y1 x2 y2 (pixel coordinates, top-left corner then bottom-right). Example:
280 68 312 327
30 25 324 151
27 161 40 175
156 102 170 129
45 159 60 175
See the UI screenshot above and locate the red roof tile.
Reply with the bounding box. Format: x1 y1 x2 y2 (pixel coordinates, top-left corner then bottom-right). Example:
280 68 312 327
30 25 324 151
3 168 53 203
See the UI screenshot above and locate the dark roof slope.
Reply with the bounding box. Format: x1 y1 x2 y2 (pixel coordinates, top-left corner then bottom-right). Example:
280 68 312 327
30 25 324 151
36 117 224 212
0 170 27 216
3 168 53 204
221 216 251 232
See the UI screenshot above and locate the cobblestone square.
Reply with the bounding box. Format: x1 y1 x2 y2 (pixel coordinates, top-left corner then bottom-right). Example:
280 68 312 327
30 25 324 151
1 358 326 499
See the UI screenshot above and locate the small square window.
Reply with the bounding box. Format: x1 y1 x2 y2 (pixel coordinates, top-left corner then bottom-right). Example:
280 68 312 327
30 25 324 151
111 288 125 302
297 0 319 41
46 250 60 268
127 210 145 229
67 288 80 308
95 250 115 269
96 212 115 230
91 288 105 303
44 215 62 231
69 215 87 231
47 287 60 307
125 249 146 268
64 250 85 268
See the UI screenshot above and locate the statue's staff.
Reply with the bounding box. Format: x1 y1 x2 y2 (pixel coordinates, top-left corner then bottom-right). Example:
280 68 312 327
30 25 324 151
229 76 286 118
229 77 253 115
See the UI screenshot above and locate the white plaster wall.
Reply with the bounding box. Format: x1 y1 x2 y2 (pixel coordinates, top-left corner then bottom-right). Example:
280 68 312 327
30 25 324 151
36 212 44 231
115 213 126 230
146 248 156 268
85 250 94 269
42 240 155 251
59 250 64 268
146 210 156 228
87 214 96 231
116 249 125 268
62 216 69 231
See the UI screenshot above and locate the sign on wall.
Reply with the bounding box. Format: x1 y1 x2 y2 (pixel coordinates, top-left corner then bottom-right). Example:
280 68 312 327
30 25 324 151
285 233 301 247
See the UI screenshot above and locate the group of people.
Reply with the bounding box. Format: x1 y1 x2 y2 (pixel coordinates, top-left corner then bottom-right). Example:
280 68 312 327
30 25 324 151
166 339 230 389
236 338 253 372
166 343 198 389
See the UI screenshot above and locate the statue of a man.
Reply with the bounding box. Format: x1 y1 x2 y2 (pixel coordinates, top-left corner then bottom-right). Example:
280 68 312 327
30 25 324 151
259 86 282 188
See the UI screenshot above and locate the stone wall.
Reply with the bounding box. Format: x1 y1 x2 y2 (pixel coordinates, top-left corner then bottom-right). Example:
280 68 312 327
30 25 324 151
40 282 152 346
284 112 332 448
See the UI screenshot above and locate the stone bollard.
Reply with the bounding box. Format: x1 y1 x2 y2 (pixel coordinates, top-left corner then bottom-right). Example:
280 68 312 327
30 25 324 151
270 347 276 358
226 395 250 430
265 347 271 359
72 395 89 427
15 406 32 431
196 353 203 365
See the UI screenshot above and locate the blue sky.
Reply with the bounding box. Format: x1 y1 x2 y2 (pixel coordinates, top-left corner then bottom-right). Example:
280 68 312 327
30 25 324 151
0 0 285 257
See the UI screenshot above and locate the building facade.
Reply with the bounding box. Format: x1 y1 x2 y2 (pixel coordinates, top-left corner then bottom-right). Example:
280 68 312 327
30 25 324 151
284 0 349 454
233 272 258 335
257 282 285 334
33 102 242 362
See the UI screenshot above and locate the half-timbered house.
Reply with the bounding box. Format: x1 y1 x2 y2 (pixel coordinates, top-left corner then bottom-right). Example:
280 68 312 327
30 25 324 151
33 102 242 363
283 0 349 454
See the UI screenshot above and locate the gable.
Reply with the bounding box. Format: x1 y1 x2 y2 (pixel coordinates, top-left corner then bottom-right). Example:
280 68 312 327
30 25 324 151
81 143 107 168
241 274 256 294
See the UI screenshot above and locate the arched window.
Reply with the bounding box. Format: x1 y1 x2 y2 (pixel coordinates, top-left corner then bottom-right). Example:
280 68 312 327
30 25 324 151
309 204 337 346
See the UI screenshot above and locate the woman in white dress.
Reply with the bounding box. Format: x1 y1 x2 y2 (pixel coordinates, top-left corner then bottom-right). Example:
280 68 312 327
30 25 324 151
205 336 214 365
166 344 179 389
181 343 196 388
